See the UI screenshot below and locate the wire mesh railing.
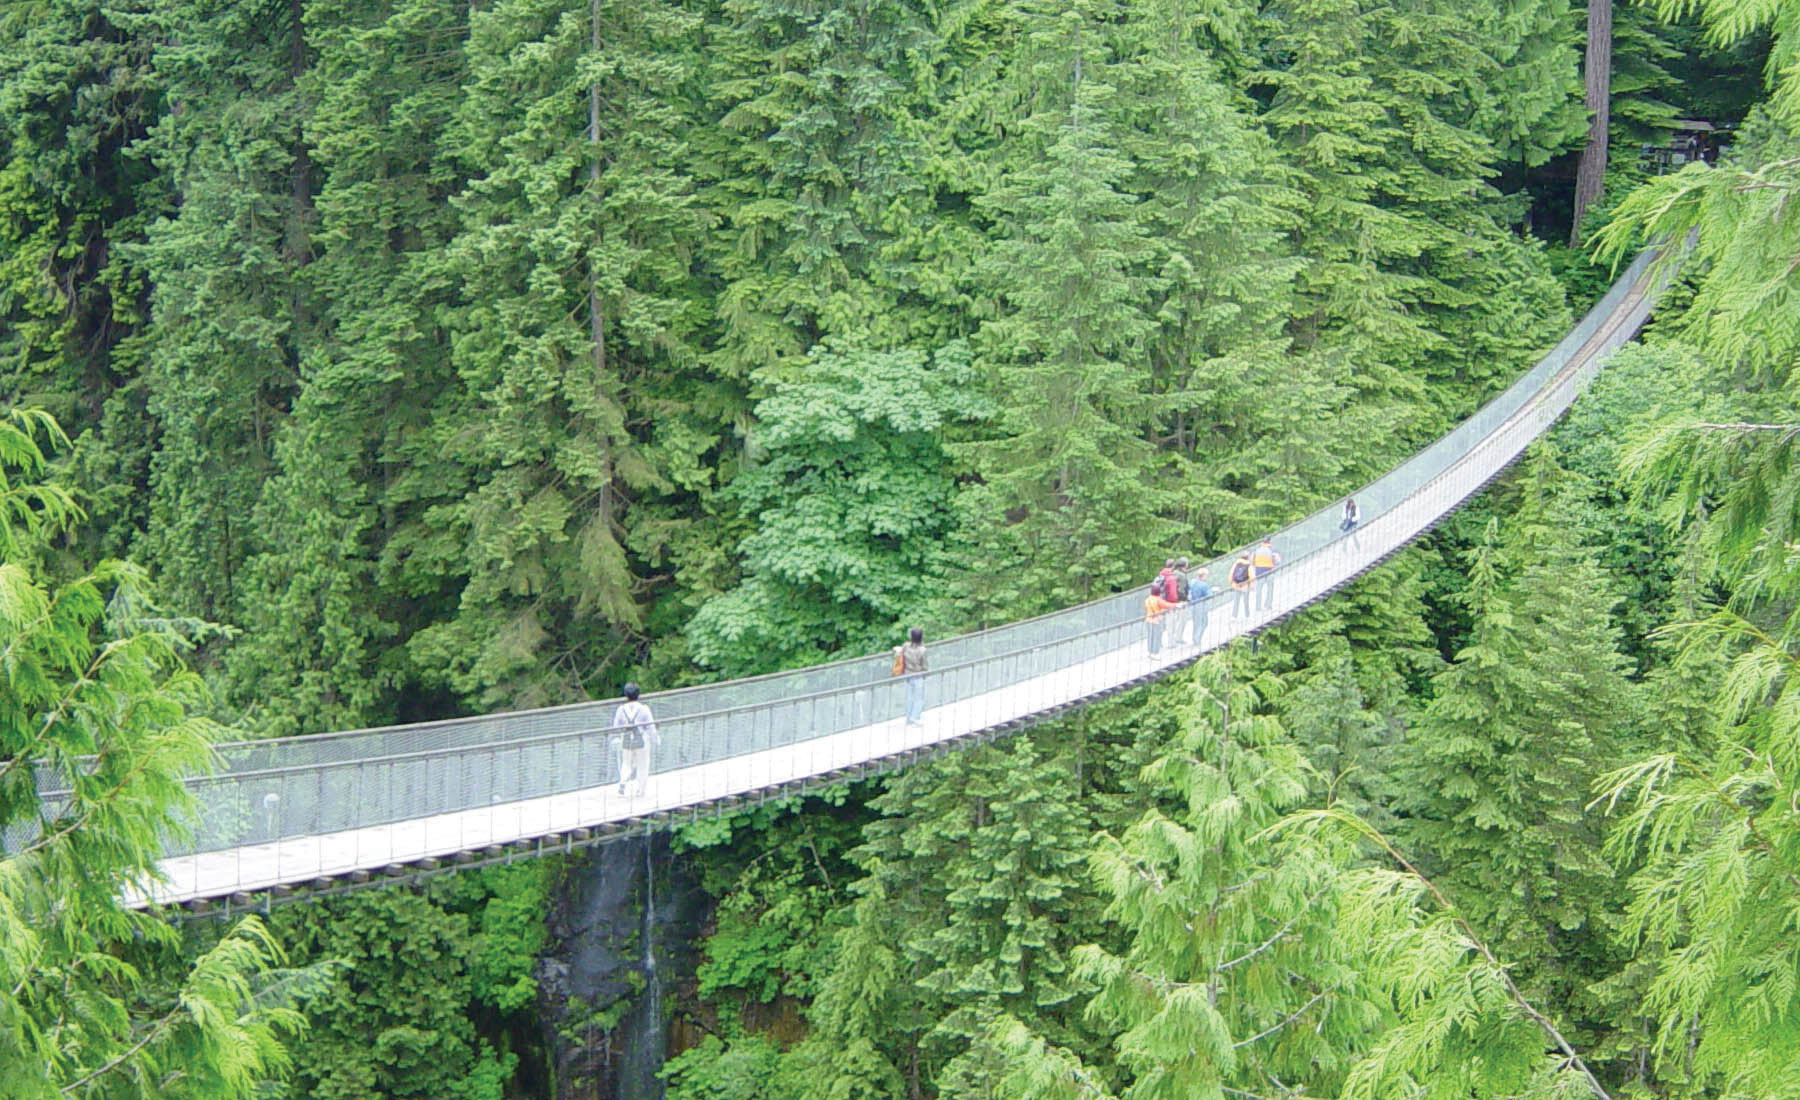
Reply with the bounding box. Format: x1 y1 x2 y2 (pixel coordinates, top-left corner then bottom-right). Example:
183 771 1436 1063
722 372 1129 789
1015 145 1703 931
12 249 1663 901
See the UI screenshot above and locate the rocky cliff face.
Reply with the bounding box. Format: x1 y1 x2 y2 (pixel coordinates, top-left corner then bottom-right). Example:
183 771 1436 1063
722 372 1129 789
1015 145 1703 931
536 834 710 1100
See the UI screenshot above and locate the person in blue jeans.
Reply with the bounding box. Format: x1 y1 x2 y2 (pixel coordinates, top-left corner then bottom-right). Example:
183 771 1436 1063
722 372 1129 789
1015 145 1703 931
1187 566 1213 645
1252 537 1281 611
1339 496 1362 552
1229 552 1255 617
1145 585 1176 657
894 627 928 724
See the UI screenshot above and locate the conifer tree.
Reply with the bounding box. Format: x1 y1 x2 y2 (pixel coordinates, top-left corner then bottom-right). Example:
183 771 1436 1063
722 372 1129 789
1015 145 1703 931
1587 10 1800 1084
1107 0 1344 538
694 0 940 375
1464 0 1588 169
959 0 1177 605
919 735 1096 1095
0 0 161 434
225 0 471 733
1571 0 1614 243
0 410 321 1096
1397 471 1638 1017
1260 0 1570 439
796 734 1101 1099
131 0 318 624
997 661 1378 1100
403 0 704 707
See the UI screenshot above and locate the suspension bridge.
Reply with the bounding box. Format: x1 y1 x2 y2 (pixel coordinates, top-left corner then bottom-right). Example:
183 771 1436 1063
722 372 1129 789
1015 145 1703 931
12 251 1667 912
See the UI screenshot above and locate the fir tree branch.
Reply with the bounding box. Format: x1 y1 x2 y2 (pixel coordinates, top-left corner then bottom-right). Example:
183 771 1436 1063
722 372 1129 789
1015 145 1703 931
1216 887 1329 971
1222 1086 1331 1100
0 581 112 790
8 743 180 865
58 1008 181 1096
1279 808 1615 1100
1232 988 1331 1048
1659 751 1800 899
1683 422 1800 436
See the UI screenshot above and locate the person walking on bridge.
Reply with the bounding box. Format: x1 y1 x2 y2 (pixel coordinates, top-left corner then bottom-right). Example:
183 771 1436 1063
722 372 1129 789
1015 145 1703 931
1229 552 1255 618
1144 584 1176 658
611 682 660 798
894 627 928 725
1339 497 1361 552
1168 556 1191 644
1187 565 1213 645
1252 536 1281 611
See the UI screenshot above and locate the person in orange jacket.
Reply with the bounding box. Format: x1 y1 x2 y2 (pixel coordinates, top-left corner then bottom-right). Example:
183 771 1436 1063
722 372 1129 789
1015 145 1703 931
1144 584 1178 657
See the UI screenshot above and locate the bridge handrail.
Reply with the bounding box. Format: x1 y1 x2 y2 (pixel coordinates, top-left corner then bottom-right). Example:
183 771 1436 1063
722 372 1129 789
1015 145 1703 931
12 248 1661 869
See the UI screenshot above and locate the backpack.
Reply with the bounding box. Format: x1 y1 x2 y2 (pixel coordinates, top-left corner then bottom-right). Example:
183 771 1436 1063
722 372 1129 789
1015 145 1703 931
1230 561 1251 585
1174 573 1189 601
616 702 649 750
1161 573 1181 603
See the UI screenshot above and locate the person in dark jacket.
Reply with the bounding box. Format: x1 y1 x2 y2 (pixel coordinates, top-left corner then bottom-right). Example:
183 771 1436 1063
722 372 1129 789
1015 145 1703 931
1229 552 1255 618
1339 497 1362 551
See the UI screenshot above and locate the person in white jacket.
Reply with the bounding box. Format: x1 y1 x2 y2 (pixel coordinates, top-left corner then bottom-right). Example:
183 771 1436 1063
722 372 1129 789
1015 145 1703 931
610 682 660 797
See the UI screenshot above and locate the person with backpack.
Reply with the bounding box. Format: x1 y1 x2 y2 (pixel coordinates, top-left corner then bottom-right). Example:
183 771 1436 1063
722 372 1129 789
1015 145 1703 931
1252 536 1281 611
1144 584 1177 658
1339 497 1361 551
610 682 660 798
893 627 928 725
1229 551 1255 618
1168 556 1191 643
1187 565 1214 645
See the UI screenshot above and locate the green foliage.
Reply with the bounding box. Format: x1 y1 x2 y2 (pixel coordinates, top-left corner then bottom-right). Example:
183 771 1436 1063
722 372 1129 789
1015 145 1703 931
958 0 1179 605
1599 113 1800 385
13 2 1794 1098
221 0 472 735
0 409 322 1097
400 0 707 709
1396 461 1641 1045
685 800 863 1006
0 0 162 434
784 733 1104 1099
456 862 556 1014
269 886 512 1100
664 1035 787 1100
686 341 991 675
1042 660 1376 1100
1261 0 1571 440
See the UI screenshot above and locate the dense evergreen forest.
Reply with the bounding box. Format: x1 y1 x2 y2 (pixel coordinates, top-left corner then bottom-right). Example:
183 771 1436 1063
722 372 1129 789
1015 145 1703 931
5 0 1800 1096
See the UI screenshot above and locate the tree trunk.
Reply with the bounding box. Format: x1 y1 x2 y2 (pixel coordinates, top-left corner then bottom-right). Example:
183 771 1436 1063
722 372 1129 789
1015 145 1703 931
1569 0 1612 246
588 0 607 379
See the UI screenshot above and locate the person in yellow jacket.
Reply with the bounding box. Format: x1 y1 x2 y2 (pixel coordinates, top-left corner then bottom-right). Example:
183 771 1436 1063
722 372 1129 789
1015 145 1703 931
1252 536 1281 611
1144 584 1177 657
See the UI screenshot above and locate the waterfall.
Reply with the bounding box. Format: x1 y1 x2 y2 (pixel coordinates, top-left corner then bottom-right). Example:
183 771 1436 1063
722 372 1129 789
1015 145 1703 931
619 834 666 1099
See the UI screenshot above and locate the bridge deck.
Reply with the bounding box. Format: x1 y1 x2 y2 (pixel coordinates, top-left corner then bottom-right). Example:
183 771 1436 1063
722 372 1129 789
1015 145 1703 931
116 251 1661 909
